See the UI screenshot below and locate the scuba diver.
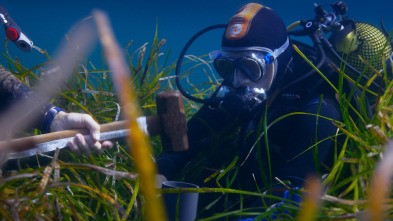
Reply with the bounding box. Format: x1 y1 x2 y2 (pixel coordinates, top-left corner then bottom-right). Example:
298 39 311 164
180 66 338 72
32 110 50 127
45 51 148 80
0 5 113 166
157 1 393 218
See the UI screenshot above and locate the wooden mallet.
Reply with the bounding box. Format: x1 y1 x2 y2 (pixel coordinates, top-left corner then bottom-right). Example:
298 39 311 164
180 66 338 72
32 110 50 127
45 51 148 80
3 91 188 159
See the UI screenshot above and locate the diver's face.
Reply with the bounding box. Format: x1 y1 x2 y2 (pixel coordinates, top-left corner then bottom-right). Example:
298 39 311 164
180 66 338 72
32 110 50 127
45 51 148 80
212 38 288 93
210 47 280 92
232 68 256 89
231 59 276 98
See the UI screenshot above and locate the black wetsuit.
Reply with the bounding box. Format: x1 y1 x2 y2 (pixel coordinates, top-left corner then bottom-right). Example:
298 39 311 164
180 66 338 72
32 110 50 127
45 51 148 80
0 66 53 132
0 66 61 170
156 44 343 188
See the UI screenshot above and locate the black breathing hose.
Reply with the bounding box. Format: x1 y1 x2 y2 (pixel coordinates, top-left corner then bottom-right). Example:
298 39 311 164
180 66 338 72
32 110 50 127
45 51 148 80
284 30 381 92
175 24 227 104
281 32 326 91
306 34 329 94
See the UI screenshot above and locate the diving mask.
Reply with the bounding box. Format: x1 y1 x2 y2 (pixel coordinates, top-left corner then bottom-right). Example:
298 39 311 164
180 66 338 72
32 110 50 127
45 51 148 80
209 38 289 82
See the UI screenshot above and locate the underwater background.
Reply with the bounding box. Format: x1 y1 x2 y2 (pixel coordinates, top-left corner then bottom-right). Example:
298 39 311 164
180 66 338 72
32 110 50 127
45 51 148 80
0 0 392 71
0 1 393 220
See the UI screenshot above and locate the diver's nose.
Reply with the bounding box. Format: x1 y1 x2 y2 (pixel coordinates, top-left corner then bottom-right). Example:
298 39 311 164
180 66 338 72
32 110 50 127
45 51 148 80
232 68 248 88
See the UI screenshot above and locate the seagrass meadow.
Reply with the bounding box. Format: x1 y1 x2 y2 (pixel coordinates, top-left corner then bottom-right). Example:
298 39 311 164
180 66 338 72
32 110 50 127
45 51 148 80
1 10 393 221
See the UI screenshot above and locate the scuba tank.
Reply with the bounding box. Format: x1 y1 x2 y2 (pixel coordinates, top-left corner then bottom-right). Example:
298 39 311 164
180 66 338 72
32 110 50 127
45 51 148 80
330 21 392 90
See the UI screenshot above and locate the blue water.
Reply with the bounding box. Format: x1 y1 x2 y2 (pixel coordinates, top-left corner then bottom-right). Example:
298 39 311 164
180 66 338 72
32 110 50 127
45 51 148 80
1 0 392 73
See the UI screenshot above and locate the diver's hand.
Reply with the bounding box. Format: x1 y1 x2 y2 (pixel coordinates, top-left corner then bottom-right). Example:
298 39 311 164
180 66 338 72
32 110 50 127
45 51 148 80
50 112 113 155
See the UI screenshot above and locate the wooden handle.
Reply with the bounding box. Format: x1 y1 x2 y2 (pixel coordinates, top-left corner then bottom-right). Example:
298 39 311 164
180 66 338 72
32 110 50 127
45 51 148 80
2 116 161 153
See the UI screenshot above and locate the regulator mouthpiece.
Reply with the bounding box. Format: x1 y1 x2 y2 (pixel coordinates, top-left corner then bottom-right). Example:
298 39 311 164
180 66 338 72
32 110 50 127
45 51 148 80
244 86 267 103
217 85 267 101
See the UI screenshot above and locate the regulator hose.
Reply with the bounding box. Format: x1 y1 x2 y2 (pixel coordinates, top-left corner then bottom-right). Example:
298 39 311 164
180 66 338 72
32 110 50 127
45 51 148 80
175 24 227 104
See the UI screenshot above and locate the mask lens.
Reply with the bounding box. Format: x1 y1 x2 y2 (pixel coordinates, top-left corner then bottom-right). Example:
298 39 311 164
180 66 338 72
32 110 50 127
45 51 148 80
237 58 263 81
213 58 235 79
